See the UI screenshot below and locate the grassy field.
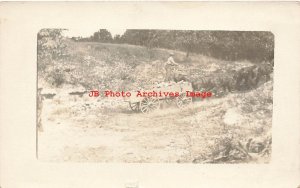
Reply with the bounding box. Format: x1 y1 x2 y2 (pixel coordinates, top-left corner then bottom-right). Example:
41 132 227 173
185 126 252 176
39 40 254 91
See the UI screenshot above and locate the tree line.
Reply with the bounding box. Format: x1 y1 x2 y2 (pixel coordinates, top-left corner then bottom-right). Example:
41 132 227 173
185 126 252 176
72 29 274 62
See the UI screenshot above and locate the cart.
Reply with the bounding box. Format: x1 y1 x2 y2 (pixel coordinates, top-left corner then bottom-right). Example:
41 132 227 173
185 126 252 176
124 81 193 113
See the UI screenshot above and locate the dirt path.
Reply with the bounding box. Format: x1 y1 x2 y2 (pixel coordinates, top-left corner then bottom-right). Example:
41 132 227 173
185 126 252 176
38 97 218 162
38 86 272 163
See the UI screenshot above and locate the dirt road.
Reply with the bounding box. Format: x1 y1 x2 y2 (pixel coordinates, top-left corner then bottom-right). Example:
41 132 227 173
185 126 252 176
38 83 272 163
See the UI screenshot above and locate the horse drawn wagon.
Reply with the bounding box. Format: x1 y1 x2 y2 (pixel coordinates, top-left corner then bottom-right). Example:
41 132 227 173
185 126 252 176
123 81 193 113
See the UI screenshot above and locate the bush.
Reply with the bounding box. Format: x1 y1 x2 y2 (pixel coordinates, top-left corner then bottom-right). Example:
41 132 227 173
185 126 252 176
51 70 66 87
37 29 68 80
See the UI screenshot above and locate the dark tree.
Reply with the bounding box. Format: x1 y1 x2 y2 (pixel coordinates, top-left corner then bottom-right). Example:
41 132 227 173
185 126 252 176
92 29 113 43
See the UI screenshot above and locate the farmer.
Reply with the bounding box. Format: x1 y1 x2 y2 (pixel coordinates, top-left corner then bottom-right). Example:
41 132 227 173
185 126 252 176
165 52 179 81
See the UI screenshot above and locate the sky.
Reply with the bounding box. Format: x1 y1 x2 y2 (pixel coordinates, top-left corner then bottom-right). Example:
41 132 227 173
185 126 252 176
63 27 127 38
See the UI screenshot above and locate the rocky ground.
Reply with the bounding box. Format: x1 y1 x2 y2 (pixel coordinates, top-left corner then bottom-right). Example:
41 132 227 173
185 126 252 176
38 39 272 163
38 80 272 163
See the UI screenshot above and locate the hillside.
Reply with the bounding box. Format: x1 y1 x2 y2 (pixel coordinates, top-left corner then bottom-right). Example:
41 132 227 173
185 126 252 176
38 39 273 163
38 40 254 92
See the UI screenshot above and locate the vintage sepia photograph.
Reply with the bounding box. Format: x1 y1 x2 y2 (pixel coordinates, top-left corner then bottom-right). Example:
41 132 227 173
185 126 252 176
37 29 274 163
2 2 300 188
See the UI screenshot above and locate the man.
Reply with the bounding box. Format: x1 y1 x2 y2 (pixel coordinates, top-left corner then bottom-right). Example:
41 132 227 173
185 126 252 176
165 52 179 81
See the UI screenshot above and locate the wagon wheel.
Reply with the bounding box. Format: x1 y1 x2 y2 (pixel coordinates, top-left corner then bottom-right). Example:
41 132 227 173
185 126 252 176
176 93 192 108
140 97 160 113
129 102 139 112
165 97 175 105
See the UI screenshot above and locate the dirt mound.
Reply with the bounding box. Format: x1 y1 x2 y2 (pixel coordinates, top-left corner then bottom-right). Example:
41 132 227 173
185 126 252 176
193 81 273 163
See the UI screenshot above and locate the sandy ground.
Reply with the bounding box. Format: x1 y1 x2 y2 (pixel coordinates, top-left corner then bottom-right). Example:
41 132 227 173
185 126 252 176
38 98 209 162
38 83 272 163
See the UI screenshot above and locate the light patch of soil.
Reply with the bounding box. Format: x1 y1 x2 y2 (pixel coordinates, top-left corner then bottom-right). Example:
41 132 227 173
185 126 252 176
38 81 272 163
